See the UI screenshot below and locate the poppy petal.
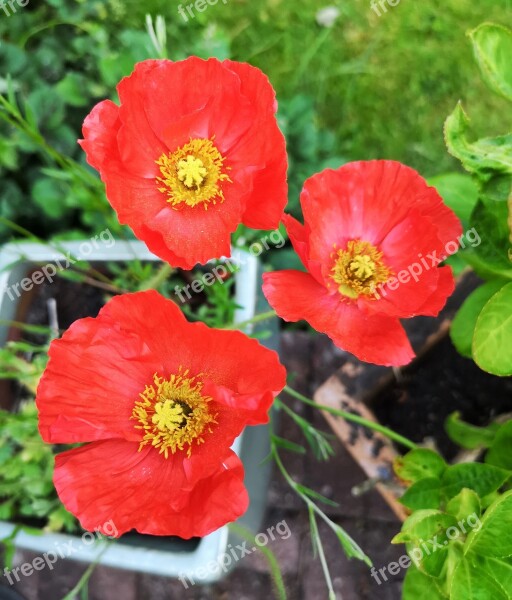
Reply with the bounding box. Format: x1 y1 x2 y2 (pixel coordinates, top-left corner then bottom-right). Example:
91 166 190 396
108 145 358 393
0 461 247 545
36 316 156 445
79 100 121 172
263 270 414 366
54 440 248 538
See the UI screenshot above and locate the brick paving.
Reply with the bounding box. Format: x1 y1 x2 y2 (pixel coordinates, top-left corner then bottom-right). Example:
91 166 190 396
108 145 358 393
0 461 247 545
4 332 406 600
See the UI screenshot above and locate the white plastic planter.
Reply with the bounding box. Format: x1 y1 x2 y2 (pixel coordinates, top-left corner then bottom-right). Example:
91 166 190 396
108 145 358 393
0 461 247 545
0 240 278 582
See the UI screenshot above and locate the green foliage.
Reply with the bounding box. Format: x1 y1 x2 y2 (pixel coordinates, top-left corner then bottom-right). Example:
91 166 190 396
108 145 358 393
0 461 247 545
469 23 512 102
450 280 508 358
428 173 479 229
445 22 512 375
0 340 48 395
0 1 232 243
473 282 512 375
396 416 512 598
271 435 370 600
445 411 501 450
277 94 345 220
0 402 77 533
395 449 447 484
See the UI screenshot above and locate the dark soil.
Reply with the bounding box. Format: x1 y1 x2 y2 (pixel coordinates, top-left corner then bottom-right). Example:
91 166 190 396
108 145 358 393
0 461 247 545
374 334 512 460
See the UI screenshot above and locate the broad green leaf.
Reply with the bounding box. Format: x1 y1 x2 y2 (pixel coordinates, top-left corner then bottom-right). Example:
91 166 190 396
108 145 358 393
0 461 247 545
466 197 512 280
444 103 512 177
402 565 447 599
31 178 69 220
394 512 458 578
450 281 508 358
442 463 510 501
481 174 512 203
446 489 481 522
445 411 500 449
473 282 512 375
486 421 512 470
480 556 512 594
409 541 449 579
395 449 447 484
55 73 89 107
399 478 442 511
393 511 458 545
451 556 509 599
465 490 512 558
428 173 479 226
469 23 512 102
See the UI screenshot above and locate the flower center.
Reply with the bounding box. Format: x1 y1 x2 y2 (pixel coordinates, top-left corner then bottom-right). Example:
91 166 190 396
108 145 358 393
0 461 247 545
132 369 217 458
156 138 232 209
177 155 208 188
330 240 392 299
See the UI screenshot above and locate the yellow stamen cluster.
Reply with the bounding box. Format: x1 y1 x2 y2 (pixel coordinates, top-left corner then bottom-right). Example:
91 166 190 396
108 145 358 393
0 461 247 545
330 239 392 300
132 369 217 458
156 138 232 209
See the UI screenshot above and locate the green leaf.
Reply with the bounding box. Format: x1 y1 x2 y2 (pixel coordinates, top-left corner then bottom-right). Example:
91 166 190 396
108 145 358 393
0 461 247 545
399 478 442 511
394 449 447 484
450 281 508 358
402 565 448 599
481 174 512 203
479 556 512 595
473 282 512 375
393 511 458 545
271 435 306 455
444 103 512 177
451 556 509 599
55 73 89 107
445 411 500 449
466 197 512 279
469 23 512 102
428 173 479 226
442 463 510 501
296 484 339 508
465 490 512 558
31 178 70 220
486 421 512 470
394 512 458 578
446 489 481 523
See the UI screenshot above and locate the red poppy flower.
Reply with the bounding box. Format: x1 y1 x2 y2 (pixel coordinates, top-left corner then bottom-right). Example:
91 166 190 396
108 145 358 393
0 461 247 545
79 58 288 269
263 161 462 366
35 291 286 538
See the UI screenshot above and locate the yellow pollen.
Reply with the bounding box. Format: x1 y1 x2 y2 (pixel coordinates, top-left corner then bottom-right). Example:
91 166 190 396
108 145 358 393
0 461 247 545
330 240 392 300
132 369 217 458
156 138 232 209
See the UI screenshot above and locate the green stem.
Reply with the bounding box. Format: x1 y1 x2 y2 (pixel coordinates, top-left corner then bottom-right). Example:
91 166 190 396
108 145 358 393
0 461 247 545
0 94 104 195
138 263 174 291
228 522 287 600
60 542 110 600
226 309 277 330
272 442 369 564
283 385 417 450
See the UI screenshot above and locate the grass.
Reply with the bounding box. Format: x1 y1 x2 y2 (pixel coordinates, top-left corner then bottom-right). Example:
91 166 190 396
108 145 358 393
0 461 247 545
124 0 512 176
